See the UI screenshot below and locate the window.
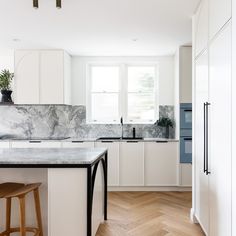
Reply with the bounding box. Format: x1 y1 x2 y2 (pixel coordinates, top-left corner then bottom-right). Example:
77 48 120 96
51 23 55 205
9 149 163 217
87 64 158 124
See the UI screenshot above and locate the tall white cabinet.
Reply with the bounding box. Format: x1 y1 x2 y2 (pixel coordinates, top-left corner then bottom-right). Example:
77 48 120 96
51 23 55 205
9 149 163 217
193 0 233 235
14 50 71 105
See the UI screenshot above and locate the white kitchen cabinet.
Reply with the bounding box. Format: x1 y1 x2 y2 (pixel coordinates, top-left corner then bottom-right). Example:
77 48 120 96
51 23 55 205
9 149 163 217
209 22 232 236
62 141 94 148
194 0 208 58
0 142 10 148
14 51 40 104
144 142 178 186
95 141 119 186
11 141 62 148
209 0 231 40
179 164 192 187
120 141 144 186
14 50 71 105
194 50 209 233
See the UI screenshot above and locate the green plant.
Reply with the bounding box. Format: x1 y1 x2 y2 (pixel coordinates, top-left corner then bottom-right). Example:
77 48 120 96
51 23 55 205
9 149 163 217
0 69 14 90
155 117 174 128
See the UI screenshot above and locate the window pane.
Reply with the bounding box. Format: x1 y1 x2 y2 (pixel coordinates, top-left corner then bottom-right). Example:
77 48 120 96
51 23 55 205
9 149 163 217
91 93 119 122
91 66 119 92
128 66 156 92
127 93 155 122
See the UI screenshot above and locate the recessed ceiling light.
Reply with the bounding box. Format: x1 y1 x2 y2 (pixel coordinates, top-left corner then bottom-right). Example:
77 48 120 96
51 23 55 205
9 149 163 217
132 38 138 42
13 38 21 42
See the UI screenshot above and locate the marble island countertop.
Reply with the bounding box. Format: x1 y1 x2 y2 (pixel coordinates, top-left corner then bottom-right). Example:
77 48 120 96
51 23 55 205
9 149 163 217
0 148 107 165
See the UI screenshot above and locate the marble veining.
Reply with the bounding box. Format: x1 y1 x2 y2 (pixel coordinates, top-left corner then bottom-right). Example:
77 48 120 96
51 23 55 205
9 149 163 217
0 148 107 165
0 105 175 139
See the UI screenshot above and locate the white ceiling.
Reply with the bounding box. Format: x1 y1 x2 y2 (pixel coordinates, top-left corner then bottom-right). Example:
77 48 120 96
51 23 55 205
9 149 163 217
0 0 200 56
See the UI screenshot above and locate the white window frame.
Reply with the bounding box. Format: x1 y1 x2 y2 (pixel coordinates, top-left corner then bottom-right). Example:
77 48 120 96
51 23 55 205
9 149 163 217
86 62 159 124
86 63 122 124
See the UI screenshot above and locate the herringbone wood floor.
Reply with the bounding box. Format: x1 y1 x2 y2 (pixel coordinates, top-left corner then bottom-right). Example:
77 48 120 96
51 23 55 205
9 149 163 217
96 192 205 236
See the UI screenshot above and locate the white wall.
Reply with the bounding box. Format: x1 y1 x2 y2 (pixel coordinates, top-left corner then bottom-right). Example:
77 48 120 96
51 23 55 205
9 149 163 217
71 56 175 106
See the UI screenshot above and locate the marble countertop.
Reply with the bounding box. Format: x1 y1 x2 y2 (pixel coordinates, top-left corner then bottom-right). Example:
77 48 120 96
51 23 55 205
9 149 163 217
0 137 179 142
0 148 107 165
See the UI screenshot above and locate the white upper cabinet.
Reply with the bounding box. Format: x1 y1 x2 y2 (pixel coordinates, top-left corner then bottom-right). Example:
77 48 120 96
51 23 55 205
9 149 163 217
14 51 40 104
194 0 208 58
209 0 231 40
14 50 71 105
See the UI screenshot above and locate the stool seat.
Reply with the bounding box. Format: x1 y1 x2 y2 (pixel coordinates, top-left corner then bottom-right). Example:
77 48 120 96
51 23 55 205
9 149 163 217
0 182 43 236
0 183 25 198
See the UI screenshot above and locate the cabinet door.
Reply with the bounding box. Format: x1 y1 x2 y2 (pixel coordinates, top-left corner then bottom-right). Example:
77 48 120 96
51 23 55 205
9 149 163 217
0 142 10 148
40 51 64 104
95 141 119 186
11 141 62 148
62 141 94 148
195 0 208 58
195 50 209 234
180 164 192 186
14 51 40 104
209 23 231 236
145 142 178 186
209 0 231 39
120 142 144 186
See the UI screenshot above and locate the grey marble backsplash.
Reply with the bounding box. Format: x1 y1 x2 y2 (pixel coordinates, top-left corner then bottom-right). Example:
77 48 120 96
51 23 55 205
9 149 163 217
0 105 175 139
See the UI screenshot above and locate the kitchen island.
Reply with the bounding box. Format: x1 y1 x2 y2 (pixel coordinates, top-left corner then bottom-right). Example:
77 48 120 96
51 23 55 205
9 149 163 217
0 148 108 236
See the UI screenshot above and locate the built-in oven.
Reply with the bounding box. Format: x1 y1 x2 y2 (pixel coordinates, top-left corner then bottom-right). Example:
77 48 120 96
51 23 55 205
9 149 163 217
180 103 192 164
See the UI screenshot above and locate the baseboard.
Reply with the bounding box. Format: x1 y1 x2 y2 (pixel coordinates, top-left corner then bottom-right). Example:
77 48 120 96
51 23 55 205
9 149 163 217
190 208 199 223
108 186 192 192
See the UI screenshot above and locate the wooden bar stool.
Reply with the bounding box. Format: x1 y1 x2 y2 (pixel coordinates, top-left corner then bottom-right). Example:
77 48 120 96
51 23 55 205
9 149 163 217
0 182 43 236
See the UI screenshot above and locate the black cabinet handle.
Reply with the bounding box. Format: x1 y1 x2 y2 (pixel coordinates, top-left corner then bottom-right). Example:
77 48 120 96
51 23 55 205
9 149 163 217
184 109 192 112
29 140 41 143
205 102 211 175
126 141 138 143
155 141 168 143
72 141 84 143
204 103 206 173
101 141 114 143
184 138 192 141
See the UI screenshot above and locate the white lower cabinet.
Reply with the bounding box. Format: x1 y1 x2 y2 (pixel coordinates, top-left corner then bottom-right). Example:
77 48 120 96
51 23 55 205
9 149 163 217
95 141 119 186
0 142 10 148
120 142 144 186
179 164 192 186
62 141 94 148
11 141 62 148
145 142 178 186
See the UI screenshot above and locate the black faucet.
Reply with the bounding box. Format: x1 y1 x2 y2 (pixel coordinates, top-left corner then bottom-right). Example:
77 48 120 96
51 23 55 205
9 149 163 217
132 127 136 139
120 117 124 139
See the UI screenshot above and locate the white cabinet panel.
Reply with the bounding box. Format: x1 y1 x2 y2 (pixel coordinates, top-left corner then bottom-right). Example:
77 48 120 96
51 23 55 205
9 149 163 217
40 51 64 104
14 50 71 105
209 0 231 39
120 142 144 186
0 142 10 148
95 141 119 186
180 164 192 186
11 141 62 148
195 0 208 57
62 141 94 148
209 23 232 236
14 51 40 104
144 142 178 186
195 50 209 234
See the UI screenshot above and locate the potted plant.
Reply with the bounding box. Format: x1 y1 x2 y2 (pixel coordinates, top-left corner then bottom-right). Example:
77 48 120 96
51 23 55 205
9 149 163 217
155 117 174 139
0 69 14 103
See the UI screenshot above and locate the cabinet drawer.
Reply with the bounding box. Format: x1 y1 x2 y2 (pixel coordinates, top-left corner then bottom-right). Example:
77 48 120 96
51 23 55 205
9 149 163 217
62 141 94 148
11 141 62 148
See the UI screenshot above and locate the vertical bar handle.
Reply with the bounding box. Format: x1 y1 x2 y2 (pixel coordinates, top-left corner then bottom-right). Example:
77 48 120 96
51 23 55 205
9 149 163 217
203 103 207 173
206 102 211 175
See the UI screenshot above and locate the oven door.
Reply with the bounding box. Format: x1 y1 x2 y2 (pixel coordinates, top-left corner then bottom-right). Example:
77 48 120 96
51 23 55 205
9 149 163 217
180 137 192 163
180 108 192 129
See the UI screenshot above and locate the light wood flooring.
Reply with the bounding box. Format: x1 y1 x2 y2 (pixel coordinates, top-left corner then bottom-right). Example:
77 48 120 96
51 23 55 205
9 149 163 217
96 192 204 236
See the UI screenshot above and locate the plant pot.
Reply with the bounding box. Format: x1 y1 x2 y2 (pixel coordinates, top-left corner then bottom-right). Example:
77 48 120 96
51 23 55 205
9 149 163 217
1 90 13 103
165 126 170 139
